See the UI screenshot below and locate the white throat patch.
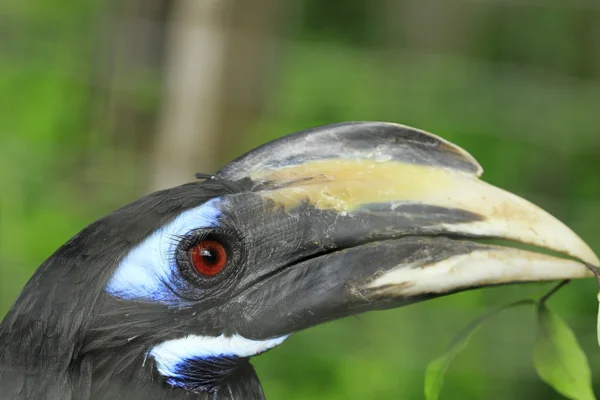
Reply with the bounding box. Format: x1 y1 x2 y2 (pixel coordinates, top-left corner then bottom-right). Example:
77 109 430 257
149 334 289 378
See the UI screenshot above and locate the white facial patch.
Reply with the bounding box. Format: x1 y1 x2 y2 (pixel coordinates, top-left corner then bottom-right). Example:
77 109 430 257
149 334 288 378
367 247 591 297
105 198 223 303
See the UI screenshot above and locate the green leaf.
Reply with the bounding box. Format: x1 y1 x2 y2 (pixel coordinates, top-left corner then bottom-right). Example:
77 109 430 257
424 300 534 400
424 327 479 400
533 304 596 400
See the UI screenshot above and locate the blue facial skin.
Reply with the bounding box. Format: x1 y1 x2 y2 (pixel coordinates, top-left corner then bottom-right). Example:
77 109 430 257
105 197 223 305
106 196 290 389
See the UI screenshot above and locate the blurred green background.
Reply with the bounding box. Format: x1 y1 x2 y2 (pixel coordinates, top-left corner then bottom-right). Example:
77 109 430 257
1 0 599 399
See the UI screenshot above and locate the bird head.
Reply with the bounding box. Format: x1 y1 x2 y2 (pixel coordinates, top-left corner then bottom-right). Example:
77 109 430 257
1 122 597 399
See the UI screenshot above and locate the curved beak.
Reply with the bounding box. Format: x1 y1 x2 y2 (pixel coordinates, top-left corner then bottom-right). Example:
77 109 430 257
223 122 598 337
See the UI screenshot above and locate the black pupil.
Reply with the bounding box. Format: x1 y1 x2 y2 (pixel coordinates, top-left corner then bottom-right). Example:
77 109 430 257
201 245 219 265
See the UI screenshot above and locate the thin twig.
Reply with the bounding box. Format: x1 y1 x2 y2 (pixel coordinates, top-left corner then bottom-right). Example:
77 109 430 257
447 299 535 348
584 262 600 292
538 280 571 305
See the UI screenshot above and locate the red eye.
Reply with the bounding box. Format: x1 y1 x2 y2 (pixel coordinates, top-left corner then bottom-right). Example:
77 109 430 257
189 240 228 276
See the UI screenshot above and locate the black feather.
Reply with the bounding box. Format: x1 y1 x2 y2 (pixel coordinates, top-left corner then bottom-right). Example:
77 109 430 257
0 180 264 399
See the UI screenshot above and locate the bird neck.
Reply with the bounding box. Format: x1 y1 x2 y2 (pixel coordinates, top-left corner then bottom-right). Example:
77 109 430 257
88 350 265 400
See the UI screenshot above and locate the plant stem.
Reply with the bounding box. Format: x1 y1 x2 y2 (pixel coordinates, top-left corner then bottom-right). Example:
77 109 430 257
538 280 570 305
584 262 600 292
447 299 535 348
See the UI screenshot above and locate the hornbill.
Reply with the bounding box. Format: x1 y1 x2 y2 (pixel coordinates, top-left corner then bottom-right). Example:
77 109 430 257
0 122 598 400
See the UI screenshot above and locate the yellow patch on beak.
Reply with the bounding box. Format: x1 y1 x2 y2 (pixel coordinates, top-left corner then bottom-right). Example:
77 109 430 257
254 159 457 212
253 159 599 267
